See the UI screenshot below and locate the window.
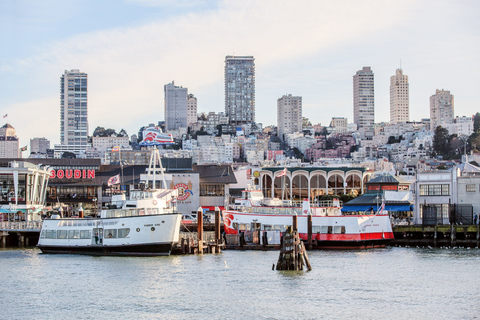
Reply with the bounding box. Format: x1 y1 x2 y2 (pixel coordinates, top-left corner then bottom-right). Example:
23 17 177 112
45 230 56 239
80 230 91 239
105 229 117 238
200 184 225 197
68 230 80 239
466 184 476 192
333 226 346 234
419 184 450 196
57 230 67 239
118 228 130 238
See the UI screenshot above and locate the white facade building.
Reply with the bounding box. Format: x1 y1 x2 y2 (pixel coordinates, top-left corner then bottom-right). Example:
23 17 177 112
353 67 375 130
0 124 20 158
430 89 454 131
164 81 188 131
390 69 409 124
277 94 302 140
30 138 50 155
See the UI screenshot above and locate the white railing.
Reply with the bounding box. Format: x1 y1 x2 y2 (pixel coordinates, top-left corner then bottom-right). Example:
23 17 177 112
0 221 43 231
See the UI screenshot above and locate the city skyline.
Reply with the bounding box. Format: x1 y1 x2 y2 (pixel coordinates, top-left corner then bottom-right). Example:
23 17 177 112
1 0 479 146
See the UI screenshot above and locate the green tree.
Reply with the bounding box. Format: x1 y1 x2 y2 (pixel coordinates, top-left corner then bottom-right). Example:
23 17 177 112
433 126 450 156
474 112 480 133
302 117 312 128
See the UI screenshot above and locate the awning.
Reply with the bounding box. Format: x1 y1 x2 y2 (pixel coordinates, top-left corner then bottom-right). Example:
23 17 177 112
341 205 373 212
382 204 413 212
200 206 225 211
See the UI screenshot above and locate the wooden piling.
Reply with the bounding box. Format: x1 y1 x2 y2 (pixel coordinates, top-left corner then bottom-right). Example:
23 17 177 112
292 214 298 233
275 230 312 271
197 207 204 253
307 214 313 250
215 207 221 244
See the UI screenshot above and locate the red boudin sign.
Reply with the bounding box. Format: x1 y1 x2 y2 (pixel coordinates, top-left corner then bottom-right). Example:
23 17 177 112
50 169 96 179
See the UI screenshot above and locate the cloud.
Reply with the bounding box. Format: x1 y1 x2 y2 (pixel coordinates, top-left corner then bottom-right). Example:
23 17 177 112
2 0 433 145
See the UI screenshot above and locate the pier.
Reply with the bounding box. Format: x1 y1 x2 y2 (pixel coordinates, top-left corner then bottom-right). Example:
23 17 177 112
0 221 42 247
392 224 480 248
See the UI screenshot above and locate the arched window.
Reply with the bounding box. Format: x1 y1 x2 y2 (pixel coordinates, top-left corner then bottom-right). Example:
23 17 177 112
328 174 344 195
262 175 272 198
345 174 362 196
310 174 326 202
274 176 291 200
292 174 308 204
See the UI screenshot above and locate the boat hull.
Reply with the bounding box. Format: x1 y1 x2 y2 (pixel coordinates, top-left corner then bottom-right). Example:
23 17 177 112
37 242 175 256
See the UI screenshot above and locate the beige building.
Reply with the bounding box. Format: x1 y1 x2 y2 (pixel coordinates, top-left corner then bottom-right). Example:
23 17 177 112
430 89 454 131
0 123 20 158
30 137 50 155
390 69 409 124
330 117 348 134
353 67 375 130
277 94 302 140
186 94 197 128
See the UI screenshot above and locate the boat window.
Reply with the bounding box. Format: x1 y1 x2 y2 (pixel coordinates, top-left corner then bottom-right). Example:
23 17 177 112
118 228 130 238
40 230 45 238
263 225 272 231
138 209 145 216
68 230 80 239
45 230 56 239
333 226 346 234
320 226 333 234
57 230 67 239
80 230 91 239
273 225 287 232
87 220 94 226
312 226 321 233
232 222 238 230
105 229 117 238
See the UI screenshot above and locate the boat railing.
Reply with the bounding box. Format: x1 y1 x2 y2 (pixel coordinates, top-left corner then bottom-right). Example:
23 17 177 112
0 221 43 231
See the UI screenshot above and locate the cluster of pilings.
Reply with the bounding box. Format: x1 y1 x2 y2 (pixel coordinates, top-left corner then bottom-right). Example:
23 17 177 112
392 225 480 248
275 215 312 271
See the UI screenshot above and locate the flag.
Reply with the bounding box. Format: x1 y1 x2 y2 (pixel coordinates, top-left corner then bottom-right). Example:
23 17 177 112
111 146 120 152
275 167 287 177
3 114 7 118
378 199 385 214
108 174 120 186
20 145 27 151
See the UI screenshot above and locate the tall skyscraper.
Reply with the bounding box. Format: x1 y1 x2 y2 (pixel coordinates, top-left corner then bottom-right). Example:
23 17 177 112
390 69 409 124
353 67 375 130
186 94 198 128
60 69 88 146
224 56 255 125
277 94 302 140
430 89 454 130
164 81 188 131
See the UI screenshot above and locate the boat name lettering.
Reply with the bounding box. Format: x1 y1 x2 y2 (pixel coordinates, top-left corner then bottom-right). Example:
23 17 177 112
50 169 96 179
144 224 153 227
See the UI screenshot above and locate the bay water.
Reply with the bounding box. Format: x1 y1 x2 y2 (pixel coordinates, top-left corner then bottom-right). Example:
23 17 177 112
1 247 479 319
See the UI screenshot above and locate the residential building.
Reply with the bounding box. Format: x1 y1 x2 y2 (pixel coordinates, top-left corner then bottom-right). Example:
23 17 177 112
277 94 302 140
224 55 255 125
164 81 188 131
330 117 348 134
390 69 409 124
430 89 454 131
353 66 375 130
60 69 88 146
30 138 50 155
186 94 198 128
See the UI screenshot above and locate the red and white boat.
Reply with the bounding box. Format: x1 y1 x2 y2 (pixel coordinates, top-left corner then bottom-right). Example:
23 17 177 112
223 187 394 249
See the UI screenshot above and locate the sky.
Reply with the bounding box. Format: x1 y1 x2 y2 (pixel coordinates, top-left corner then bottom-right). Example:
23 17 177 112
1 0 479 148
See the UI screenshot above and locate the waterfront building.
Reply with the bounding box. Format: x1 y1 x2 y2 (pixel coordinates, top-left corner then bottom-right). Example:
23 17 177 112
224 55 255 125
164 81 188 132
277 94 302 141
390 69 409 124
92 136 130 160
430 89 454 131
353 67 375 130
0 124 20 158
60 69 88 146
30 138 50 156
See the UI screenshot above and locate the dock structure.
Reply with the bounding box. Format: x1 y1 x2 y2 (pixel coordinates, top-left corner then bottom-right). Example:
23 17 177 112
275 216 311 271
0 221 42 247
392 225 480 248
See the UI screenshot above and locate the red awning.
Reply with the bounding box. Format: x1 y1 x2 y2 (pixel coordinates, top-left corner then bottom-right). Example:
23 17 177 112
200 206 225 211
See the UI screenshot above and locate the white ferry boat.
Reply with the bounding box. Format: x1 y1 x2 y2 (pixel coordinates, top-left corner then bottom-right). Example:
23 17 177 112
223 187 394 249
37 188 181 256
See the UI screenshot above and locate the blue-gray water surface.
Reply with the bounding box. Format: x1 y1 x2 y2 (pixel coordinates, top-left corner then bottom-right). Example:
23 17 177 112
1 247 479 319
